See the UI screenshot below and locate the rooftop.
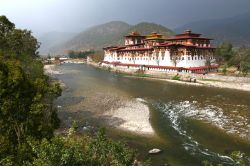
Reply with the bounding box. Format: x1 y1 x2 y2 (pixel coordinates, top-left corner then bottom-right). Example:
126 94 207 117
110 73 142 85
125 31 145 37
166 30 213 40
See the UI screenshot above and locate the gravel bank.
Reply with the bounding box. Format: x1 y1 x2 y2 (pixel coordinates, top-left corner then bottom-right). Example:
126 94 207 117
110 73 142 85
104 98 155 136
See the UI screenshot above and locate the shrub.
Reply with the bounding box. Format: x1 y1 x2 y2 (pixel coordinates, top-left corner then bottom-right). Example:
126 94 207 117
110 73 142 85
171 74 180 80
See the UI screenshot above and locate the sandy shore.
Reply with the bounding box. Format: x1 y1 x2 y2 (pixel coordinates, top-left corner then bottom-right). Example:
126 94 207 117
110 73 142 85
198 80 250 92
103 98 155 136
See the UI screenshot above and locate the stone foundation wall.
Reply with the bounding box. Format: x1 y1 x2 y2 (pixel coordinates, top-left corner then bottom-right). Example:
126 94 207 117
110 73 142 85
101 63 250 83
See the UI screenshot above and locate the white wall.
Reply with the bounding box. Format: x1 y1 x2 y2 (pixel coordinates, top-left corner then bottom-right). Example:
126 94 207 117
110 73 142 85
103 50 216 68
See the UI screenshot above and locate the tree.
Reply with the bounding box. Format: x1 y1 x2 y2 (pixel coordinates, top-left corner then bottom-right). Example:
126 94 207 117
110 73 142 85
0 15 15 49
24 128 137 166
215 42 234 64
230 47 250 76
7 29 40 57
0 16 61 165
0 58 61 164
68 50 95 59
91 50 104 63
0 16 40 58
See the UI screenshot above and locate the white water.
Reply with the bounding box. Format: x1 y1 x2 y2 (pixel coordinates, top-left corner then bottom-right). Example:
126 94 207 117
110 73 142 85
162 101 250 140
155 102 240 165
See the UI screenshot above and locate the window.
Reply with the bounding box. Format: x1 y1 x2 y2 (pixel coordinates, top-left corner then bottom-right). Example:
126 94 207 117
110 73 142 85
188 57 190 60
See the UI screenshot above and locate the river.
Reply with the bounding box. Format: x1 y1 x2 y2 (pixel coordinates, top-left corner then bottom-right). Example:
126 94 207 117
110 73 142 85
52 64 250 166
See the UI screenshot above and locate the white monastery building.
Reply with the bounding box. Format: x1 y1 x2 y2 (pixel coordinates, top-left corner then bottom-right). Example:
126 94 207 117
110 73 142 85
102 30 218 73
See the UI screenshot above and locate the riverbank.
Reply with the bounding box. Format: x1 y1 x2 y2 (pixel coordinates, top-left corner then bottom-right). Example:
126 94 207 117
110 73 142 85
88 62 250 92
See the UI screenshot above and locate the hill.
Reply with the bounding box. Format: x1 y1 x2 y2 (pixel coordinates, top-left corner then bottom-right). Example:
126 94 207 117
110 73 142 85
175 12 250 46
37 31 76 56
50 21 175 55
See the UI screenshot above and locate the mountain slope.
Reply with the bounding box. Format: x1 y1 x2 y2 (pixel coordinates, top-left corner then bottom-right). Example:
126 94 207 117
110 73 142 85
127 22 174 37
50 21 131 54
51 21 175 55
175 12 250 46
37 32 76 55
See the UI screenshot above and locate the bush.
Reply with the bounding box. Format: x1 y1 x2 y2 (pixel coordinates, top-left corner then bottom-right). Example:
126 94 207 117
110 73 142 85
171 74 180 80
24 129 137 166
135 69 146 77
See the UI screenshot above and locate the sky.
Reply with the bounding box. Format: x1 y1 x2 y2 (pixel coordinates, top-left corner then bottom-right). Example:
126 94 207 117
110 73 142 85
1 0 250 36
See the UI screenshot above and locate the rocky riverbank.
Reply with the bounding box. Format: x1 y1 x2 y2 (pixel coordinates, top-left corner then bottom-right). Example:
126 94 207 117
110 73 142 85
90 62 250 92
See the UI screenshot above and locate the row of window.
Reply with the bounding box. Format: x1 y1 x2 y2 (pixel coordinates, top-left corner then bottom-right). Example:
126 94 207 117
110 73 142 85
109 56 214 61
117 57 159 61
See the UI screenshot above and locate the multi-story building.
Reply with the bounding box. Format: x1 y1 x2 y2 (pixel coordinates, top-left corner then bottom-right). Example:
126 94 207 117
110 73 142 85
103 30 218 73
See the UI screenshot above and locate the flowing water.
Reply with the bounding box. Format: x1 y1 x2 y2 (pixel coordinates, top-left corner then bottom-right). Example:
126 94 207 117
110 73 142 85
53 64 250 166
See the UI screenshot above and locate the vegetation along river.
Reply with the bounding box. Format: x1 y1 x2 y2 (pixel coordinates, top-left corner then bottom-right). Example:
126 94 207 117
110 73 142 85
52 64 250 166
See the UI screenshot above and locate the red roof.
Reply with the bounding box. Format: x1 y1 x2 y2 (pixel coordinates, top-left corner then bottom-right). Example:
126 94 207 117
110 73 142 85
188 65 218 70
117 63 141 67
102 61 121 65
166 36 213 40
154 43 215 49
103 46 118 50
166 30 212 40
108 46 126 51
125 43 144 46
144 65 182 70
175 30 201 37
118 48 153 52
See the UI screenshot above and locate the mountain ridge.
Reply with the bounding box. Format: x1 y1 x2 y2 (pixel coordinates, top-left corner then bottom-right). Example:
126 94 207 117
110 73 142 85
48 21 175 55
175 11 250 46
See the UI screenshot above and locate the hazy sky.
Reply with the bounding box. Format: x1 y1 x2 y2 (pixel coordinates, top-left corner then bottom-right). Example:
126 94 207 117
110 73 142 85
1 0 250 36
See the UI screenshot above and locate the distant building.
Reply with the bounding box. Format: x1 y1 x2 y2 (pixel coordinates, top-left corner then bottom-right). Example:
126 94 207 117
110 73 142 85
102 30 218 73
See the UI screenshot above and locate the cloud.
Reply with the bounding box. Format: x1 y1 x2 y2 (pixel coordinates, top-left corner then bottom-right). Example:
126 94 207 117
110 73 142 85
1 0 250 36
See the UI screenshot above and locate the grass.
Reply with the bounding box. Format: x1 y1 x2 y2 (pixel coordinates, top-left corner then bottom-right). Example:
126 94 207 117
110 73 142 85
171 75 180 80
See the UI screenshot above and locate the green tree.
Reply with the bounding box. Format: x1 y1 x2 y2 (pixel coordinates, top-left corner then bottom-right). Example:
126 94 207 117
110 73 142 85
0 15 15 49
215 42 234 64
7 29 40 57
0 58 61 164
0 16 61 165
91 50 104 63
25 129 137 166
231 47 250 76
0 16 39 58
